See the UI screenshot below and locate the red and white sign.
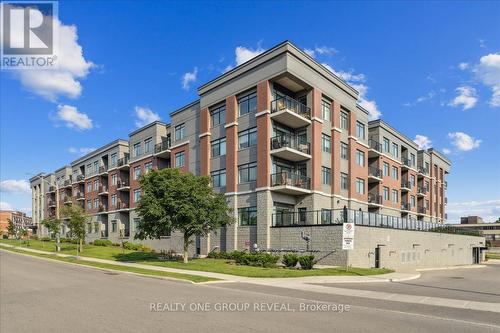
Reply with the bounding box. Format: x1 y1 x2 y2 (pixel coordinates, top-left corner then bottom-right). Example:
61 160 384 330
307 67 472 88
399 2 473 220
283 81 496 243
342 222 355 250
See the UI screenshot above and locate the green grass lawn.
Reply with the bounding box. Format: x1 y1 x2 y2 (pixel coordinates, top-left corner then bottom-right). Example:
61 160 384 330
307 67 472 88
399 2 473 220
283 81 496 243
0 239 393 278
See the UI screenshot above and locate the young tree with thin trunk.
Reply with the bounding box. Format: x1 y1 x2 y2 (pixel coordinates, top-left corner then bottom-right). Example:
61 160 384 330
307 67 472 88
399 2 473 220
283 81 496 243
41 218 62 252
135 168 233 263
61 205 87 257
7 219 16 239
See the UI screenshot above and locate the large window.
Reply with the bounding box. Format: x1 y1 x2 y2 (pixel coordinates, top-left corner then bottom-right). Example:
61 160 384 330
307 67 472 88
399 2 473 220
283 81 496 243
111 174 117 186
211 169 226 187
322 100 331 121
392 166 398 180
383 187 389 201
133 166 141 180
238 91 257 116
133 143 141 157
341 173 348 190
410 175 416 188
238 127 257 149
356 178 365 195
340 111 349 130
410 153 416 167
87 182 92 193
111 194 117 207
175 123 186 141
322 167 331 185
239 207 257 226
175 151 185 168
238 162 257 183
383 137 390 152
134 189 141 203
356 121 365 140
322 134 331 153
392 189 398 203
93 179 99 191
383 162 389 177
321 209 332 224
410 195 416 208
111 153 117 167
210 105 226 127
341 142 348 160
392 143 399 157
144 138 153 154
87 200 91 210
94 161 99 173
356 150 365 167
145 162 153 173
211 137 226 157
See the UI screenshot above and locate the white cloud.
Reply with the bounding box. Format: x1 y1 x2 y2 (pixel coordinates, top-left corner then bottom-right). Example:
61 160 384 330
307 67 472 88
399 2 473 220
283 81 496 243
134 106 160 128
458 62 469 70
448 132 481 152
0 202 13 210
413 135 432 150
442 148 451 154
304 46 337 58
181 67 198 90
55 105 93 130
475 53 500 107
405 91 437 107
0 180 30 194
4 12 94 101
446 199 500 224
68 147 96 156
448 86 478 110
235 46 265 66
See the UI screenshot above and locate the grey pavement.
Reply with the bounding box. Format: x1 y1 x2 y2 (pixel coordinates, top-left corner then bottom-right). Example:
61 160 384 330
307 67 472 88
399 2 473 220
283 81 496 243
2 250 500 333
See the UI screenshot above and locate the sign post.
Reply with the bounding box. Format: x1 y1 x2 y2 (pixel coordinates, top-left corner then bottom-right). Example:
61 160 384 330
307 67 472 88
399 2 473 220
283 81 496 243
342 222 355 272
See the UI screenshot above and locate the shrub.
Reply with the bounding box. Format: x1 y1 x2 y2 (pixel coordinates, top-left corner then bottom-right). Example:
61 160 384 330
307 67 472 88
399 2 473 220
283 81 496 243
235 252 279 268
282 253 299 268
92 239 113 247
31 235 39 240
40 236 52 242
298 255 316 270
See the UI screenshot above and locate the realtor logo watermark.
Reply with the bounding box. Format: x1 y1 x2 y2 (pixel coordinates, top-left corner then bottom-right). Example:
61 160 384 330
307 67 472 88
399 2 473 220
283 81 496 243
1 1 58 69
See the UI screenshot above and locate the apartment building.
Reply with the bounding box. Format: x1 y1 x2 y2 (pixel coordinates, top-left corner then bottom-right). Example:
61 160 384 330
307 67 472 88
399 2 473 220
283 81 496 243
0 210 33 237
30 41 474 269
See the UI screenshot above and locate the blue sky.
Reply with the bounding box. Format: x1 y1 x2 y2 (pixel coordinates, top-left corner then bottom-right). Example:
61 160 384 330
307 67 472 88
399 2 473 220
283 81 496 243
1 1 499 222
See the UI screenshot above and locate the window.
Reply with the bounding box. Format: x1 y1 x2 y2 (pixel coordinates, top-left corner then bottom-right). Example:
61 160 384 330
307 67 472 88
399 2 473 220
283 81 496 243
321 209 332 224
392 166 398 180
134 189 141 203
175 151 185 168
383 137 390 153
86 164 92 176
410 153 416 167
238 91 257 116
356 150 365 167
144 138 153 154
112 221 117 233
410 175 416 188
112 174 117 186
93 198 99 209
210 105 226 127
111 194 117 207
133 143 141 157
410 195 416 208
321 134 331 153
383 162 389 177
340 111 349 130
94 161 99 173
211 137 226 157
111 153 117 167
341 173 348 190
392 189 398 203
356 178 365 195
87 224 92 233
211 169 226 187
425 162 429 172
145 162 153 173
341 142 348 160
356 121 365 140
133 166 141 180
238 127 257 149
175 123 186 141
322 167 331 185
93 179 99 191
238 162 257 183
239 207 257 226
392 143 399 157
87 182 92 193
87 200 91 210
383 187 389 201
322 100 331 121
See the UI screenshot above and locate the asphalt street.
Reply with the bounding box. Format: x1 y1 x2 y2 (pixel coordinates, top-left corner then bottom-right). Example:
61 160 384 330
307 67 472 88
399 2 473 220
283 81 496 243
1 250 499 333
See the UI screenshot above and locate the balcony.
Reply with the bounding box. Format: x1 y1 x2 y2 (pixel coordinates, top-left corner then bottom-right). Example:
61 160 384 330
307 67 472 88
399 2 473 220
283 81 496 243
47 200 56 207
98 204 108 214
117 201 130 211
401 203 411 212
76 192 85 201
76 174 85 183
64 179 72 188
270 172 311 195
270 134 311 162
63 197 72 204
154 141 171 159
98 185 109 196
401 157 412 170
368 166 382 182
117 180 130 191
444 197 448 205
417 186 428 196
418 167 428 177
48 186 56 193
117 157 130 170
401 180 412 191
417 206 427 215
367 193 382 207
99 166 108 175
270 96 311 128
368 139 382 157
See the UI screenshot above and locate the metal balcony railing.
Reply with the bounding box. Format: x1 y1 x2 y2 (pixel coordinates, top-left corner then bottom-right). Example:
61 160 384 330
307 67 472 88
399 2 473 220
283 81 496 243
368 139 382 152
417 186 428 195
98 205 107 212
77 174 85 182
270 172 311 190
76 192 84 200
98 185 108 193
368 193 382 205
418 206 427 214
270 134 310 154
401 157 412 168
117 157 129 167
270 96 311 119
117 180 129 188
48 186 56 192
418 167 428 175
117 201 129 210
155 141 171 153
368 166 382 178
99 166 108 174
401 203 411 211
401 180 412 189
64 179 71 187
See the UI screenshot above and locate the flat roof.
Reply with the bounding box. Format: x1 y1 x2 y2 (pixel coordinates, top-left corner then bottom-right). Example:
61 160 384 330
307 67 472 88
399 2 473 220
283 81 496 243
128 121 168 137
368 119 420 150
70 139 129 166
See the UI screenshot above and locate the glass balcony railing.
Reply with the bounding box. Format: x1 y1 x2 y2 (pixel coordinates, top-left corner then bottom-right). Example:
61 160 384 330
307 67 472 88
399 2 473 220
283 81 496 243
270 134 310 154
270 96 311 119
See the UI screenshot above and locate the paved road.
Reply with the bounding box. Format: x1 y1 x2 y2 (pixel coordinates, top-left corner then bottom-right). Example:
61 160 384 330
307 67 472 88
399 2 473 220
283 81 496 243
315 263 500 303
1 251 500 333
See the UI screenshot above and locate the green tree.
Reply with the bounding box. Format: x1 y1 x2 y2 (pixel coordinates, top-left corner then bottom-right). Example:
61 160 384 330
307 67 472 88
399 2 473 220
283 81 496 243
135 168 233 263
7 219 16 238
41 218 62 252
61 205 87 257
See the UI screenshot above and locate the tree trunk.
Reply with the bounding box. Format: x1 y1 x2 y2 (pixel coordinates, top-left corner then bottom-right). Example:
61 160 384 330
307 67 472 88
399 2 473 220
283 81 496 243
183 234 189 264
80 238 83 253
